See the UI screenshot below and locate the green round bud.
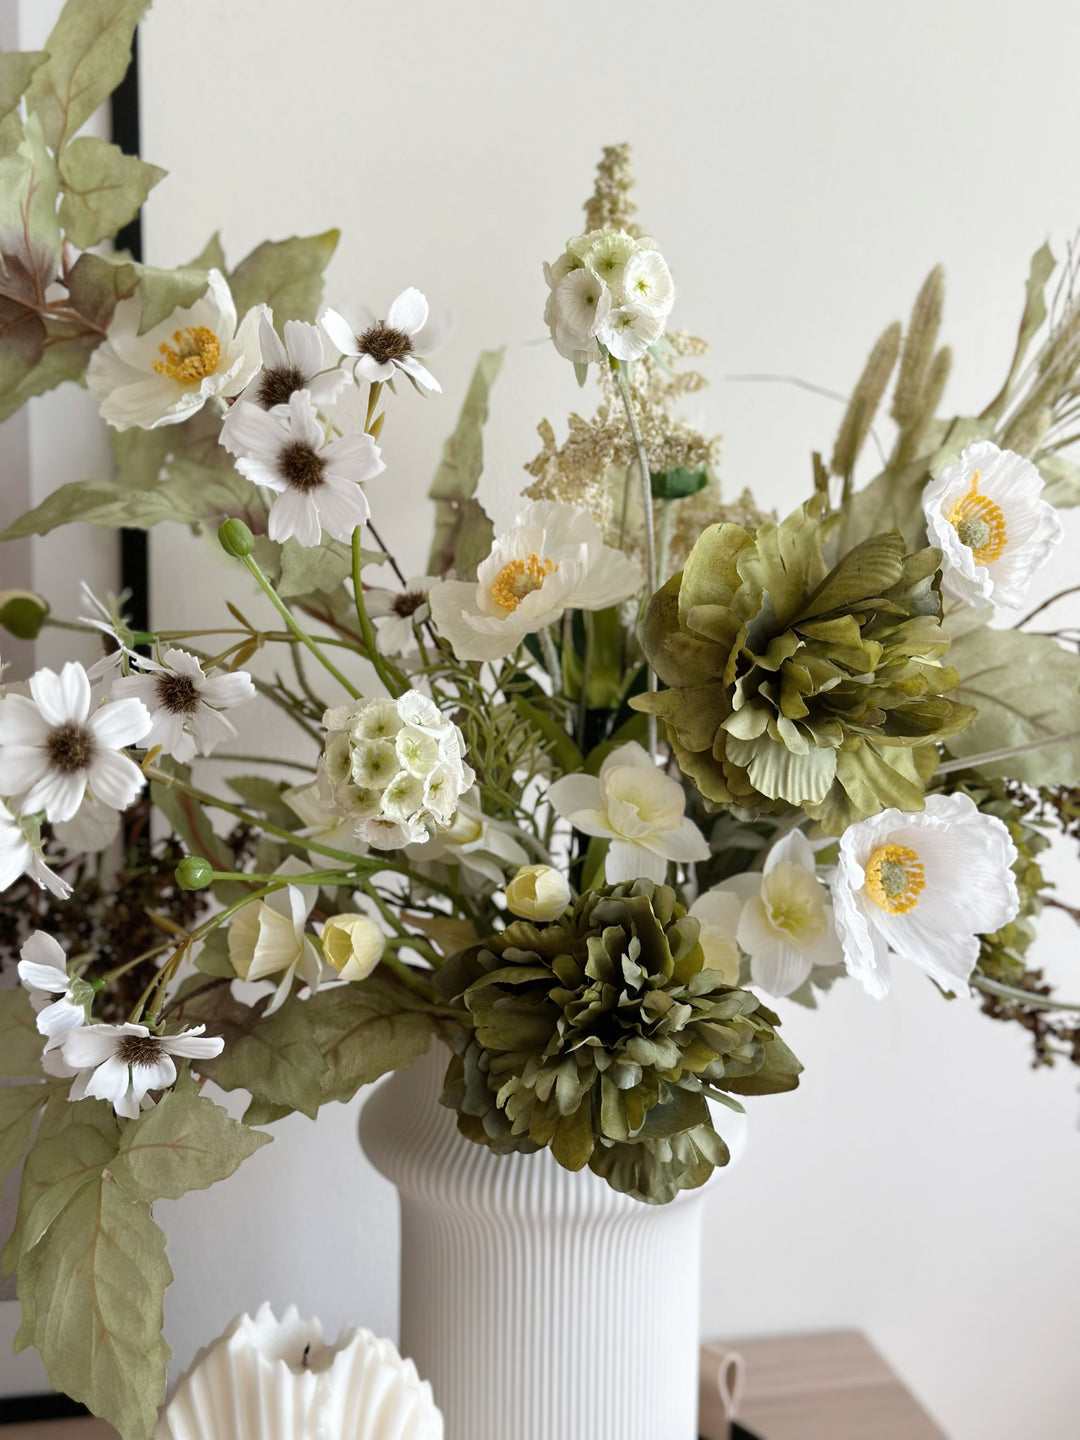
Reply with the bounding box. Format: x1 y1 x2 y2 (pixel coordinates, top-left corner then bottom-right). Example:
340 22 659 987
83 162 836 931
218 518 255 557
176 856 215 890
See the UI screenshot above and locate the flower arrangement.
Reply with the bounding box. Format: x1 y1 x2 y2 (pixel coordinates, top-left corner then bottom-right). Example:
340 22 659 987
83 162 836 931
2 6 1080 1437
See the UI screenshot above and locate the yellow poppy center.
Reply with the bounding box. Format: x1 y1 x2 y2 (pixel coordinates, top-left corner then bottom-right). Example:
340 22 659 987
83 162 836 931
946 470 1007 564
153 326 221 384
490 554 556 612
864 843 925 915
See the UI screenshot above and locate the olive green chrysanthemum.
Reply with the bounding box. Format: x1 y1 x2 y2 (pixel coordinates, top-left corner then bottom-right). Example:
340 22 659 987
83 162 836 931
633 497 975 833
435 879 801 1204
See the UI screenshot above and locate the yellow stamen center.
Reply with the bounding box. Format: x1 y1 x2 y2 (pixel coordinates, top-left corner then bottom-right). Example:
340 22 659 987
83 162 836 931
153 326 221 384
490 554 556 612
864 844 925 915
946 470 1007 565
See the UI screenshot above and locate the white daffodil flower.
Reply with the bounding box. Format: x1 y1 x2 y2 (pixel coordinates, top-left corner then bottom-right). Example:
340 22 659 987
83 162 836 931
220 313 348 450
0 798 71 897
225 389 386 548
505 864 572 923
320 913 385 982
547 740 709 884
86 269 264 431
365 576 439 657
832 792 1020 1000
703 831 843 998
227 862 325 1014
0 661 150 823
17 931 86 1042
687 888 743 985
923 441 1063 609
61 1022 224 1119
428 500 642 662
112 648 255 764
321 287 445 392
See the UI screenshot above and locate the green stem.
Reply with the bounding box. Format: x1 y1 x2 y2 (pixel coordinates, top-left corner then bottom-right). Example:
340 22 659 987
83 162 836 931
937 731 1080 776
613 360 658 760
352 526 406 697
578 609 595 749
241 552 360 698
973 974 1080 1013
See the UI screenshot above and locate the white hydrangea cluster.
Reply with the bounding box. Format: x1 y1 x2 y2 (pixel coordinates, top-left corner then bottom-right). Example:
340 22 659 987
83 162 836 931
543 227 675 365
317 692 474 850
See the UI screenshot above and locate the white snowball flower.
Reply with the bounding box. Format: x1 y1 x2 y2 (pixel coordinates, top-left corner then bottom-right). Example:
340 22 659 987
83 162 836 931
220 313 348 451
832 792 1020 1000
283 780 367 868
61 1022 224 1119
112 648 255 764
547 740 709 884
543 228 675 366
543 268 614 364
687 888 743 985
228 870 325 1015
923 441 1063 609
0 798 71 897
365 576 439 657
428 500 643 662
225 389 386 548
598 303 664 363
321 287 444 392
0 661 151 823
86 269 264 431
18 931 86 1042
405 790 529 885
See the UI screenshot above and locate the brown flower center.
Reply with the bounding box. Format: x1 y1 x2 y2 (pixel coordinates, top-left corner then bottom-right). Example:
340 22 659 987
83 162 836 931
279 442 326 493
392 590 428 618
116 1034 166 1068
255 364 307 409
155 671 201 716
357 323 413 366
45 721 95 774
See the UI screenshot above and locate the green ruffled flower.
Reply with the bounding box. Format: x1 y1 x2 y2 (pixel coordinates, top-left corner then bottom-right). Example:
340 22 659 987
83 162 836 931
434 879 801 1204
634 497 974 833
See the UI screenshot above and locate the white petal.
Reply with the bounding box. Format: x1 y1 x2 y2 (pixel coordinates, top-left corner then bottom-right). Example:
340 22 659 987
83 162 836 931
0 693 51 745
320 309 360 357
604 839 667 884
269 489 322 548
30 663 90 727
24 770 87 824
88 697 152 749
643 816 711 863
86 749 146 811
750 943 814 998
386 287 429 335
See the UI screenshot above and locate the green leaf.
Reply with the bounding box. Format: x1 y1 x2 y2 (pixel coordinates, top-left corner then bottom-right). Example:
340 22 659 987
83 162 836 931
1038 452 1080 508
0 1084 44 1187
513 695 582 775
17 1174 171 1440
134 262 212 335
0 588 49 639
304 980 435 1105
228 231 339 324
63 250 138 328
110 1088 270 1203
226 775 299 830
427 349 503 579
183 990 328 1120
982 242 1056 421
0 117 62 398
57 136 165 250
186 231 226 272
26 0 148 153
944 611 1080 784
192 929 236 979
650 466 709 501
0 51 47 123
0 990 44 1078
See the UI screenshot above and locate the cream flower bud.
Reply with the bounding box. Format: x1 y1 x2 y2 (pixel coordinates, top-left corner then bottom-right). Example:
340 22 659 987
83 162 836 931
322 913 385 981
505 865 571 923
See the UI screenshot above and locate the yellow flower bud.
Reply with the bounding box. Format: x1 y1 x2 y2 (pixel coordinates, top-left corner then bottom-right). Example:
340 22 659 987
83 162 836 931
505 865 571 923
321 913 385 982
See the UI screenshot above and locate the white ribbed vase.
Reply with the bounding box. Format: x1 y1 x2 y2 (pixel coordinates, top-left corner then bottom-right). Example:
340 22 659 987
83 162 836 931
359 1042 745 1440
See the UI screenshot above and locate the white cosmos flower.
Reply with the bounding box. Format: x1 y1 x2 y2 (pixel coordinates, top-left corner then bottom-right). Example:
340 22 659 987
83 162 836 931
225 389 385 548
547 740 709 884
18 931 86 1042
687 889 742 985
61 1022 224 1119
705 831 843 998
53 794 122 855
428 500 642 662
923 441 1064 609
220 314 348 450
79 584 138 680
0 662 150 823
0 798 71 897
112 648 255 764
321 288 444 392
86 269 264 431
227 862 325 1014
832 792 1020 1000
366 576 439 657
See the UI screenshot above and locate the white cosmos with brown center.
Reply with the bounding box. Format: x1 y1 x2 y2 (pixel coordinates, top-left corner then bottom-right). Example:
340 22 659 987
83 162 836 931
113 647 256 763
61 1021 225 1119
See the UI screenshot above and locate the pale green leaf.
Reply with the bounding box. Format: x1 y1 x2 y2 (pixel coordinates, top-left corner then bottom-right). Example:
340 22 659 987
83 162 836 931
0 989 44 1078
182 990 329 1120
228 230 339 324
134 262 212 335
0 329 97 423
57 136 165 250
1037 452 1080 508
111 1088 270 1203
26 0 148 152
186 231 226 272
0 51 47 122
63 250 138 328
0 117 62 398
981 242 1056 421
0 1083 44 1185
427 349 502 579
305 981 435 1105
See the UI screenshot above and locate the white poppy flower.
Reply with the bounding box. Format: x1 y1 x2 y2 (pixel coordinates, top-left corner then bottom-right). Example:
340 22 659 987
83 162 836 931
923 441 1063 609
547 740 709 884
79 584 138 680
220 314 348 452
0 661 151 823
86 269 264 431
321 287 444 392
0 799 71 897
832 792 1020 1000
18 931 86 1041
428 500 643 662
227 862 325 1014
687 888 743 985
365 576 439 657
225 389 385 548
112 648 255 764
61 1022 224 1119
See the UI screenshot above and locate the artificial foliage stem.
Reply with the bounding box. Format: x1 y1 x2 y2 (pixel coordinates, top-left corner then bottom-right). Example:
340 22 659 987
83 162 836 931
351 526 406 697
239 551 361 699
613 359 658 759
973 974 1080 1012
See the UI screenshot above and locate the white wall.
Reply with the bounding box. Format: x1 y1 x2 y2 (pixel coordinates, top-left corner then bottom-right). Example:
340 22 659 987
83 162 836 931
6 1 1080 1434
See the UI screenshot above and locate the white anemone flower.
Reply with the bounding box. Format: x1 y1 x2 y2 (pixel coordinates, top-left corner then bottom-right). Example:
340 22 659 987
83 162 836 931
687 888 743 985
832 792 1020 1000
86 269 264 431
61 1022 224 1119
226 389 385 548
0 662 150 823
923 441 1063 609
428 500 642 662
112 648 255 764
547 740 709 884
220 314 348 451
321 288 444 392
0 798 71 897
228 863 324 1014
365 576 439 657
18 931 86 1042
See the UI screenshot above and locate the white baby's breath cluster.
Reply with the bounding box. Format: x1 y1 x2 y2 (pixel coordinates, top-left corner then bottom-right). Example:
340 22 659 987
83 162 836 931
318 692 474 849
543 227 675 365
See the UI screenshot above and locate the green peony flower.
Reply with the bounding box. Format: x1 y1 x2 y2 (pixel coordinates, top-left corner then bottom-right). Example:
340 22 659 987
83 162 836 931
633 497 974 833
434 879 801 1204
